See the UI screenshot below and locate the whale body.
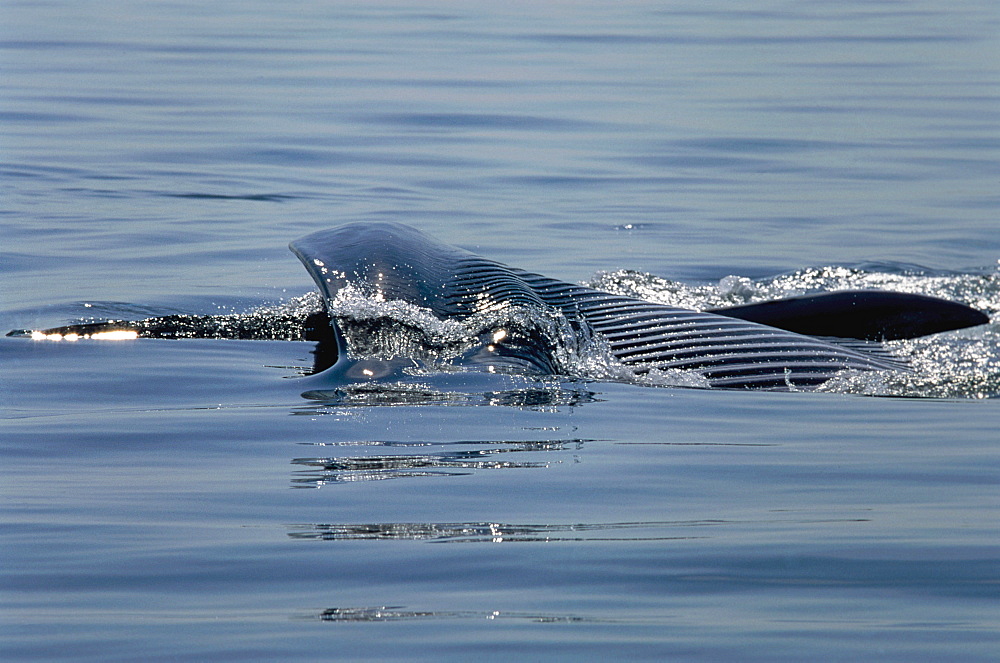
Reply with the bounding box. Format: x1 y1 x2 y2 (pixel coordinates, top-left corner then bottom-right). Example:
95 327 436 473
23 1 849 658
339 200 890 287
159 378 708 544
289 222 987 389
12 222 988 390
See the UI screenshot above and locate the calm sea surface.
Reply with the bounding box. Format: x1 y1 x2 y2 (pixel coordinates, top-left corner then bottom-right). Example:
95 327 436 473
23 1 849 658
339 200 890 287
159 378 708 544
2 2 999 661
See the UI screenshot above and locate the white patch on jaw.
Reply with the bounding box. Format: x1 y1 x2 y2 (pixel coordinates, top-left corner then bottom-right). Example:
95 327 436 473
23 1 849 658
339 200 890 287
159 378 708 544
30 330 138 341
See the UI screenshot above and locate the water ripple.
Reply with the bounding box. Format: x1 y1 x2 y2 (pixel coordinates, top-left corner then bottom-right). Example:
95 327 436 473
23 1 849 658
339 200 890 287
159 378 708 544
287 520 717 543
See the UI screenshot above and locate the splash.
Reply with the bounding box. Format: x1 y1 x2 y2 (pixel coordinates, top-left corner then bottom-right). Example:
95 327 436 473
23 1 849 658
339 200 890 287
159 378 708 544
589 263 999 398
816 327 1000 399
589 263 1000 317
309 286 711 389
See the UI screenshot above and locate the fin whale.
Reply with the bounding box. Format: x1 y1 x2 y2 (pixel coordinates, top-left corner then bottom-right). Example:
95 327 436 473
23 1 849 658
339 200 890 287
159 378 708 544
288 222 987 389
11 221 988 390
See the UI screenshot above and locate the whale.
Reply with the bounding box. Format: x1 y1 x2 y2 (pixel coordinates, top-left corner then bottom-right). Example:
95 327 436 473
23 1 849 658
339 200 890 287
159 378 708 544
288 222 987 389
11 221 988 390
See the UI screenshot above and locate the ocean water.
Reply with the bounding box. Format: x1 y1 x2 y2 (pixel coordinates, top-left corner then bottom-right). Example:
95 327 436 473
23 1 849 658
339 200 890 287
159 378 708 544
2 1 999 661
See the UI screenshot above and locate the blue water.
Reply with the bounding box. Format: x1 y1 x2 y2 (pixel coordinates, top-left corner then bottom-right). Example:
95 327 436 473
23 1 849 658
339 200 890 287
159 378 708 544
3 1 999 661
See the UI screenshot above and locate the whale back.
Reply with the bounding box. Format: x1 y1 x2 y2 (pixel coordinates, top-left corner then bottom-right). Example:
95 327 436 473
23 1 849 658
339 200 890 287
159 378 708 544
291 222 907 389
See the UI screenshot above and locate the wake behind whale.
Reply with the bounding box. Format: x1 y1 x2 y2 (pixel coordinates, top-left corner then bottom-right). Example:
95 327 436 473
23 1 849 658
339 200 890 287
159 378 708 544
12 222 990 393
